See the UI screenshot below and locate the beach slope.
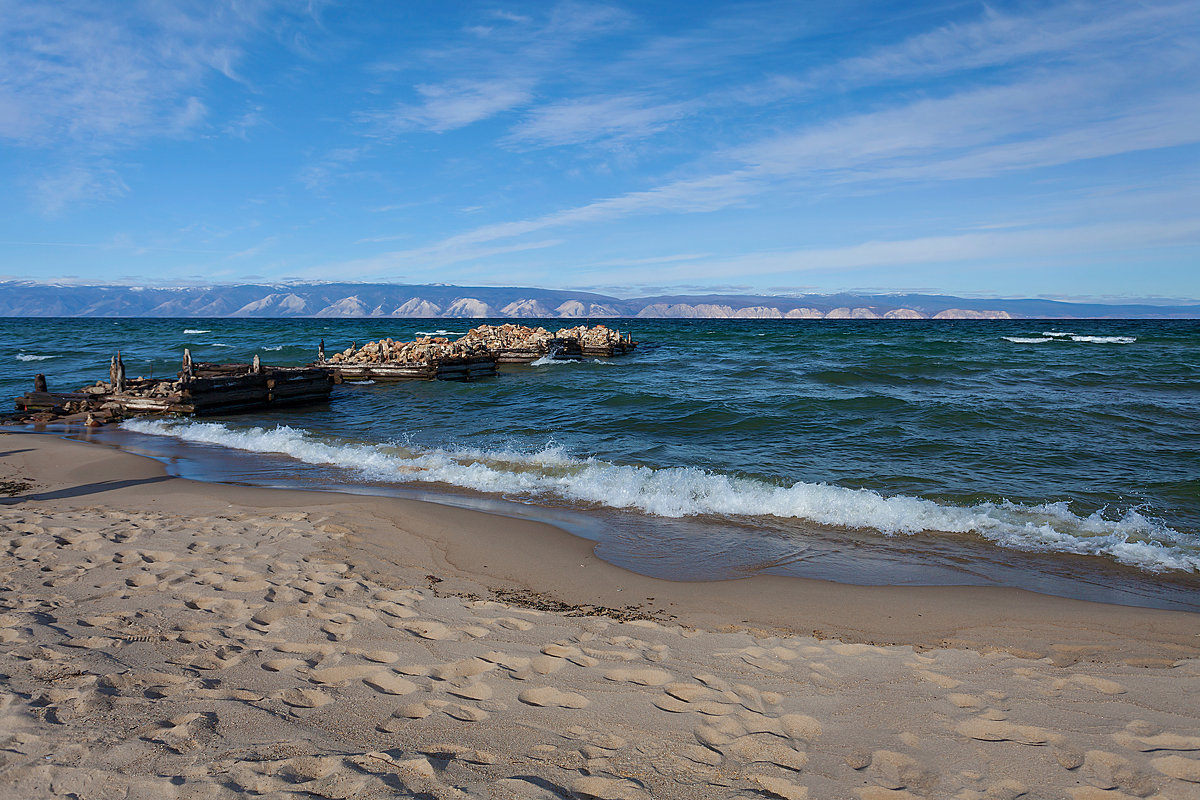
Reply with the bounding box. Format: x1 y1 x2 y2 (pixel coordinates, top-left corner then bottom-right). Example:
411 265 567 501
0 431 1197 798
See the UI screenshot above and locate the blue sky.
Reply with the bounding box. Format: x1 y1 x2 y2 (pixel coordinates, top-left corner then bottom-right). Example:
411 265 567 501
1 0 1198 301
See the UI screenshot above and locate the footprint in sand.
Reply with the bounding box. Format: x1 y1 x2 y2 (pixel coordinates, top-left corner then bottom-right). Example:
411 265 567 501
603 667 672 686
957 718 1059 746
518 686 590 709
749 774 809 800
1080 750 1156 795
569 776 649 800
306 664 381 686
363 672 419 696
143 712 210 753
280 687 333 708
1151 754 1200 783
1072 675 1126 695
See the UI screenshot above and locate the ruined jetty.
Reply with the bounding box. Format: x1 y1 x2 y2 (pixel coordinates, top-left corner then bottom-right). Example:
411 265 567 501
318 336 497 382
13 350 333 424
554 324 636 358
324 324 638 378
458 323 635 361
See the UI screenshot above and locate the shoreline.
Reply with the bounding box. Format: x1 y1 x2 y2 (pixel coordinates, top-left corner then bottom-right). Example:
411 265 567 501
2 429 1198 798
4 430 1197 664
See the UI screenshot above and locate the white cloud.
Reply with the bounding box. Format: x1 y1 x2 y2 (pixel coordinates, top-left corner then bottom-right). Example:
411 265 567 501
34 165 129 216
648 219 1200 282
828 1 1198 86
508 94 695 147
373 79 534 134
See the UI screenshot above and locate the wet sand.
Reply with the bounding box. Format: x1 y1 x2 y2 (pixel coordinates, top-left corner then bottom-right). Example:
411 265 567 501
1 431 1197 798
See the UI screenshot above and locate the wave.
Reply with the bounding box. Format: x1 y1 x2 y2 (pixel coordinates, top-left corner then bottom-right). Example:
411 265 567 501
1040 331 1136 344
16 353 56 361
121 419 1199 574
183 329 211 334
1071 335 1136 344
1002 337 1051 344
262 345 287 351
416 329 467 337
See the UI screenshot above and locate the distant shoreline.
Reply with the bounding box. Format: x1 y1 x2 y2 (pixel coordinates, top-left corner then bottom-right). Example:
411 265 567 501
3 281 1197 319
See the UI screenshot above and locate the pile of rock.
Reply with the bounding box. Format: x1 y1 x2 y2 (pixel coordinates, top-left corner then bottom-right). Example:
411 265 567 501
326 336 490 366
322 323 635 369
457 324 556 352
555 324 625 348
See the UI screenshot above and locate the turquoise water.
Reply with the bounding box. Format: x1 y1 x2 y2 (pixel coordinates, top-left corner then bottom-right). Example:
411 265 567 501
4 318 1198 609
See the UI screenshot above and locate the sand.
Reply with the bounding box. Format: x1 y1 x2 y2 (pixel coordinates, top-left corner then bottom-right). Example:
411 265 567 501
0 430 1197 799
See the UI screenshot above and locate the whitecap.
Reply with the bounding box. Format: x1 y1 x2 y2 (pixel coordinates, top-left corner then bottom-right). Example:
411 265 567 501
1069 335 1136 344
1042 331 1075 338
1002 336 1050 344
183 329 211 334
121 419 1200 574
16 353 56 361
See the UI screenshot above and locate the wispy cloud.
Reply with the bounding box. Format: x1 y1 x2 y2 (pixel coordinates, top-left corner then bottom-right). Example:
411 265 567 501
826 1 1199 86
508 94 695 147
310 238 565 278
33 164 129 216
367 78 534 134
647 218 1200 283
359 2 631 136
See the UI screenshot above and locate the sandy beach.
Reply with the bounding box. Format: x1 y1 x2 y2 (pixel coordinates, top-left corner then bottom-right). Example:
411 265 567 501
0 430 1197 799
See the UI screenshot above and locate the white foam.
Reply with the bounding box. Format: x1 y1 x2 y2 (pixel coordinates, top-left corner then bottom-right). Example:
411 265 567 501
263 345 286 351
530 345 565 366
1002 336 1051 343
416 329 467 337
16 353 56 361
183 329 211 334
1070 335 1136 344
1038 331 1135 344
121 419 1200 574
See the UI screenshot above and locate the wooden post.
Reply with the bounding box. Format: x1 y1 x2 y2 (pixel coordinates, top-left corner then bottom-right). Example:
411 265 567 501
115 352 126 393
34 373 47 392
252 354 262 374
181 348 193 380
318 338 326 361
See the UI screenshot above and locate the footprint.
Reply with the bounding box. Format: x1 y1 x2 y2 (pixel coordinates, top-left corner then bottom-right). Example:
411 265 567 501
306 664 381 686
518 687 590 709
1072 675 1126 695
280 688 333 708
603 668 671 686
363 672 418 696
1150 754 1200 783
750 774 809 800
569 776 647 800
957 718 1059 746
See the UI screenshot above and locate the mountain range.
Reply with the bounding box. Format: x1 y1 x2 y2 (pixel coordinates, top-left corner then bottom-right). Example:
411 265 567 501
1 281 1196 319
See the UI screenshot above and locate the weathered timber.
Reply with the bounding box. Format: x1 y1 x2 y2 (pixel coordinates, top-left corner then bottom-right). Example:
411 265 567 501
12 357 333 423
323 354 497 382
493 337 581 363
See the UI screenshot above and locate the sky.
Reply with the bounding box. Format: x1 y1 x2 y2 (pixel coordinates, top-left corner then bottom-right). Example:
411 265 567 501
1 0 1198 301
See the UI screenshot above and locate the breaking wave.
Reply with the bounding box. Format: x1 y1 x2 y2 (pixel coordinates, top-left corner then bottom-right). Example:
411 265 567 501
122 419 1199 574
16 353 56 361
183 329 211 334
1040 331 1136 343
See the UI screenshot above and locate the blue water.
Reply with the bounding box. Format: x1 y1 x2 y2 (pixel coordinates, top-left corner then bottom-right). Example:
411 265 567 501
3 317 1198 610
